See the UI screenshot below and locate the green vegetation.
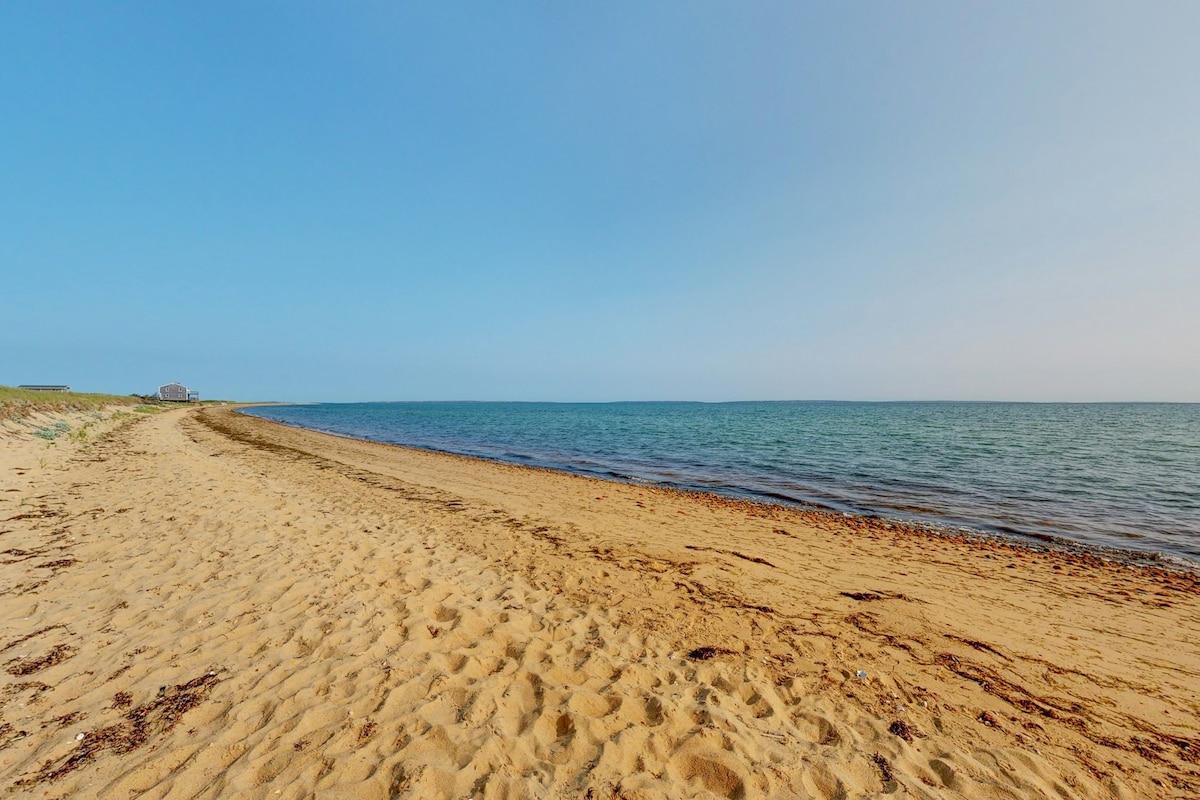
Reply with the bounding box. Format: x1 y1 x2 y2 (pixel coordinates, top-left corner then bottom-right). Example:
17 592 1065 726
33 421 72 440
0 386 240 423
0 386 142 422
68 419 98 443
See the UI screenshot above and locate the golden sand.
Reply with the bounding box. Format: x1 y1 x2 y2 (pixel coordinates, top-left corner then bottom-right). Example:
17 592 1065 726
0 406 1197 798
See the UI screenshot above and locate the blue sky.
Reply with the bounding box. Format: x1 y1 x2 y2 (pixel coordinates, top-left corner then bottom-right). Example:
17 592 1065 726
3 3 1198 401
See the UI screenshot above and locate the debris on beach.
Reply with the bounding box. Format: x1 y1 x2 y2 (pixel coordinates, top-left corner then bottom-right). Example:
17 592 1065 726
686 646 735 661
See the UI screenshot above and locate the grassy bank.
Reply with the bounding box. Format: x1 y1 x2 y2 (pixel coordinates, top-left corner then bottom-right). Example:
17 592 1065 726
0 386 143 421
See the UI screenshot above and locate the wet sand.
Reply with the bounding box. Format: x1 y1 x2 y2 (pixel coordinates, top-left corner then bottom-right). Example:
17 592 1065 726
0 405 1197 798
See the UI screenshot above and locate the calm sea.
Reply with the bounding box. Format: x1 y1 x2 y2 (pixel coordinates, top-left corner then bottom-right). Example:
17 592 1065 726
240 402 1200 563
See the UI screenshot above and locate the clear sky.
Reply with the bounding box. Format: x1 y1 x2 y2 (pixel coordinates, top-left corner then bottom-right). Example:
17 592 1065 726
3 3 1198 402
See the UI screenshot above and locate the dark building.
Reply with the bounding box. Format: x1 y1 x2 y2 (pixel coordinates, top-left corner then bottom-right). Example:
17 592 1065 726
158 383 193 402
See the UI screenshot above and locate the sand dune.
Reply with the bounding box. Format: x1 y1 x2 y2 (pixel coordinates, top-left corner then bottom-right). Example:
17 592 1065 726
0 406 1197 798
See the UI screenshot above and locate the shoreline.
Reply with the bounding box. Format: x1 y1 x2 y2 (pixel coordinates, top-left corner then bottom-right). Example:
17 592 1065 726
1 405 1197 797
235 407 1200 577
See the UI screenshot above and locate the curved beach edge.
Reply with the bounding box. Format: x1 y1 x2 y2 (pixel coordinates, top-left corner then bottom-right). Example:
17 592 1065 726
235 405 1200 577
0 405 1196 798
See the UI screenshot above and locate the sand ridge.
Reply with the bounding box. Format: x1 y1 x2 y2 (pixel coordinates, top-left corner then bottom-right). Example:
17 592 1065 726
0 406 1197 798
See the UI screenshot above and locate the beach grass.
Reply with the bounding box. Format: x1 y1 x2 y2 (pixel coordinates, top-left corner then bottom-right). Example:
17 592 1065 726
0 385 143 421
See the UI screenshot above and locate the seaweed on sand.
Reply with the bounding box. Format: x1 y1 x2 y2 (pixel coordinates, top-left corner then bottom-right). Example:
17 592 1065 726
13 672 220 787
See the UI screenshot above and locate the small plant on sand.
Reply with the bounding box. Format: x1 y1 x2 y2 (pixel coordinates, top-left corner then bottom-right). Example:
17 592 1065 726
33 422 70 441
68 421 95 443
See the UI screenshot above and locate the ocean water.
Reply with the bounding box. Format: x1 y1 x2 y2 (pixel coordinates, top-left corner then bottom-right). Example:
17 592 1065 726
240 402 1200 562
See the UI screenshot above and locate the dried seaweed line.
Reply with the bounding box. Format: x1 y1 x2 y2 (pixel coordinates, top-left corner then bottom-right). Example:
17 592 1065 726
5 644 78 676
13 672 220 787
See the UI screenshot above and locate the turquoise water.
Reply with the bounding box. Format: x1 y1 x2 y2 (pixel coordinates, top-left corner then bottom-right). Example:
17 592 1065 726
240 402 1200 562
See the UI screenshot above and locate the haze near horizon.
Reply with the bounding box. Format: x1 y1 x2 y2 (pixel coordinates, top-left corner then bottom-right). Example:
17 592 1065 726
2 3 1198 402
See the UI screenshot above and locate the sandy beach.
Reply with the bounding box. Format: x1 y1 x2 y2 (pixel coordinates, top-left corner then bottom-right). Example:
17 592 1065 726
1 405 1197 799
